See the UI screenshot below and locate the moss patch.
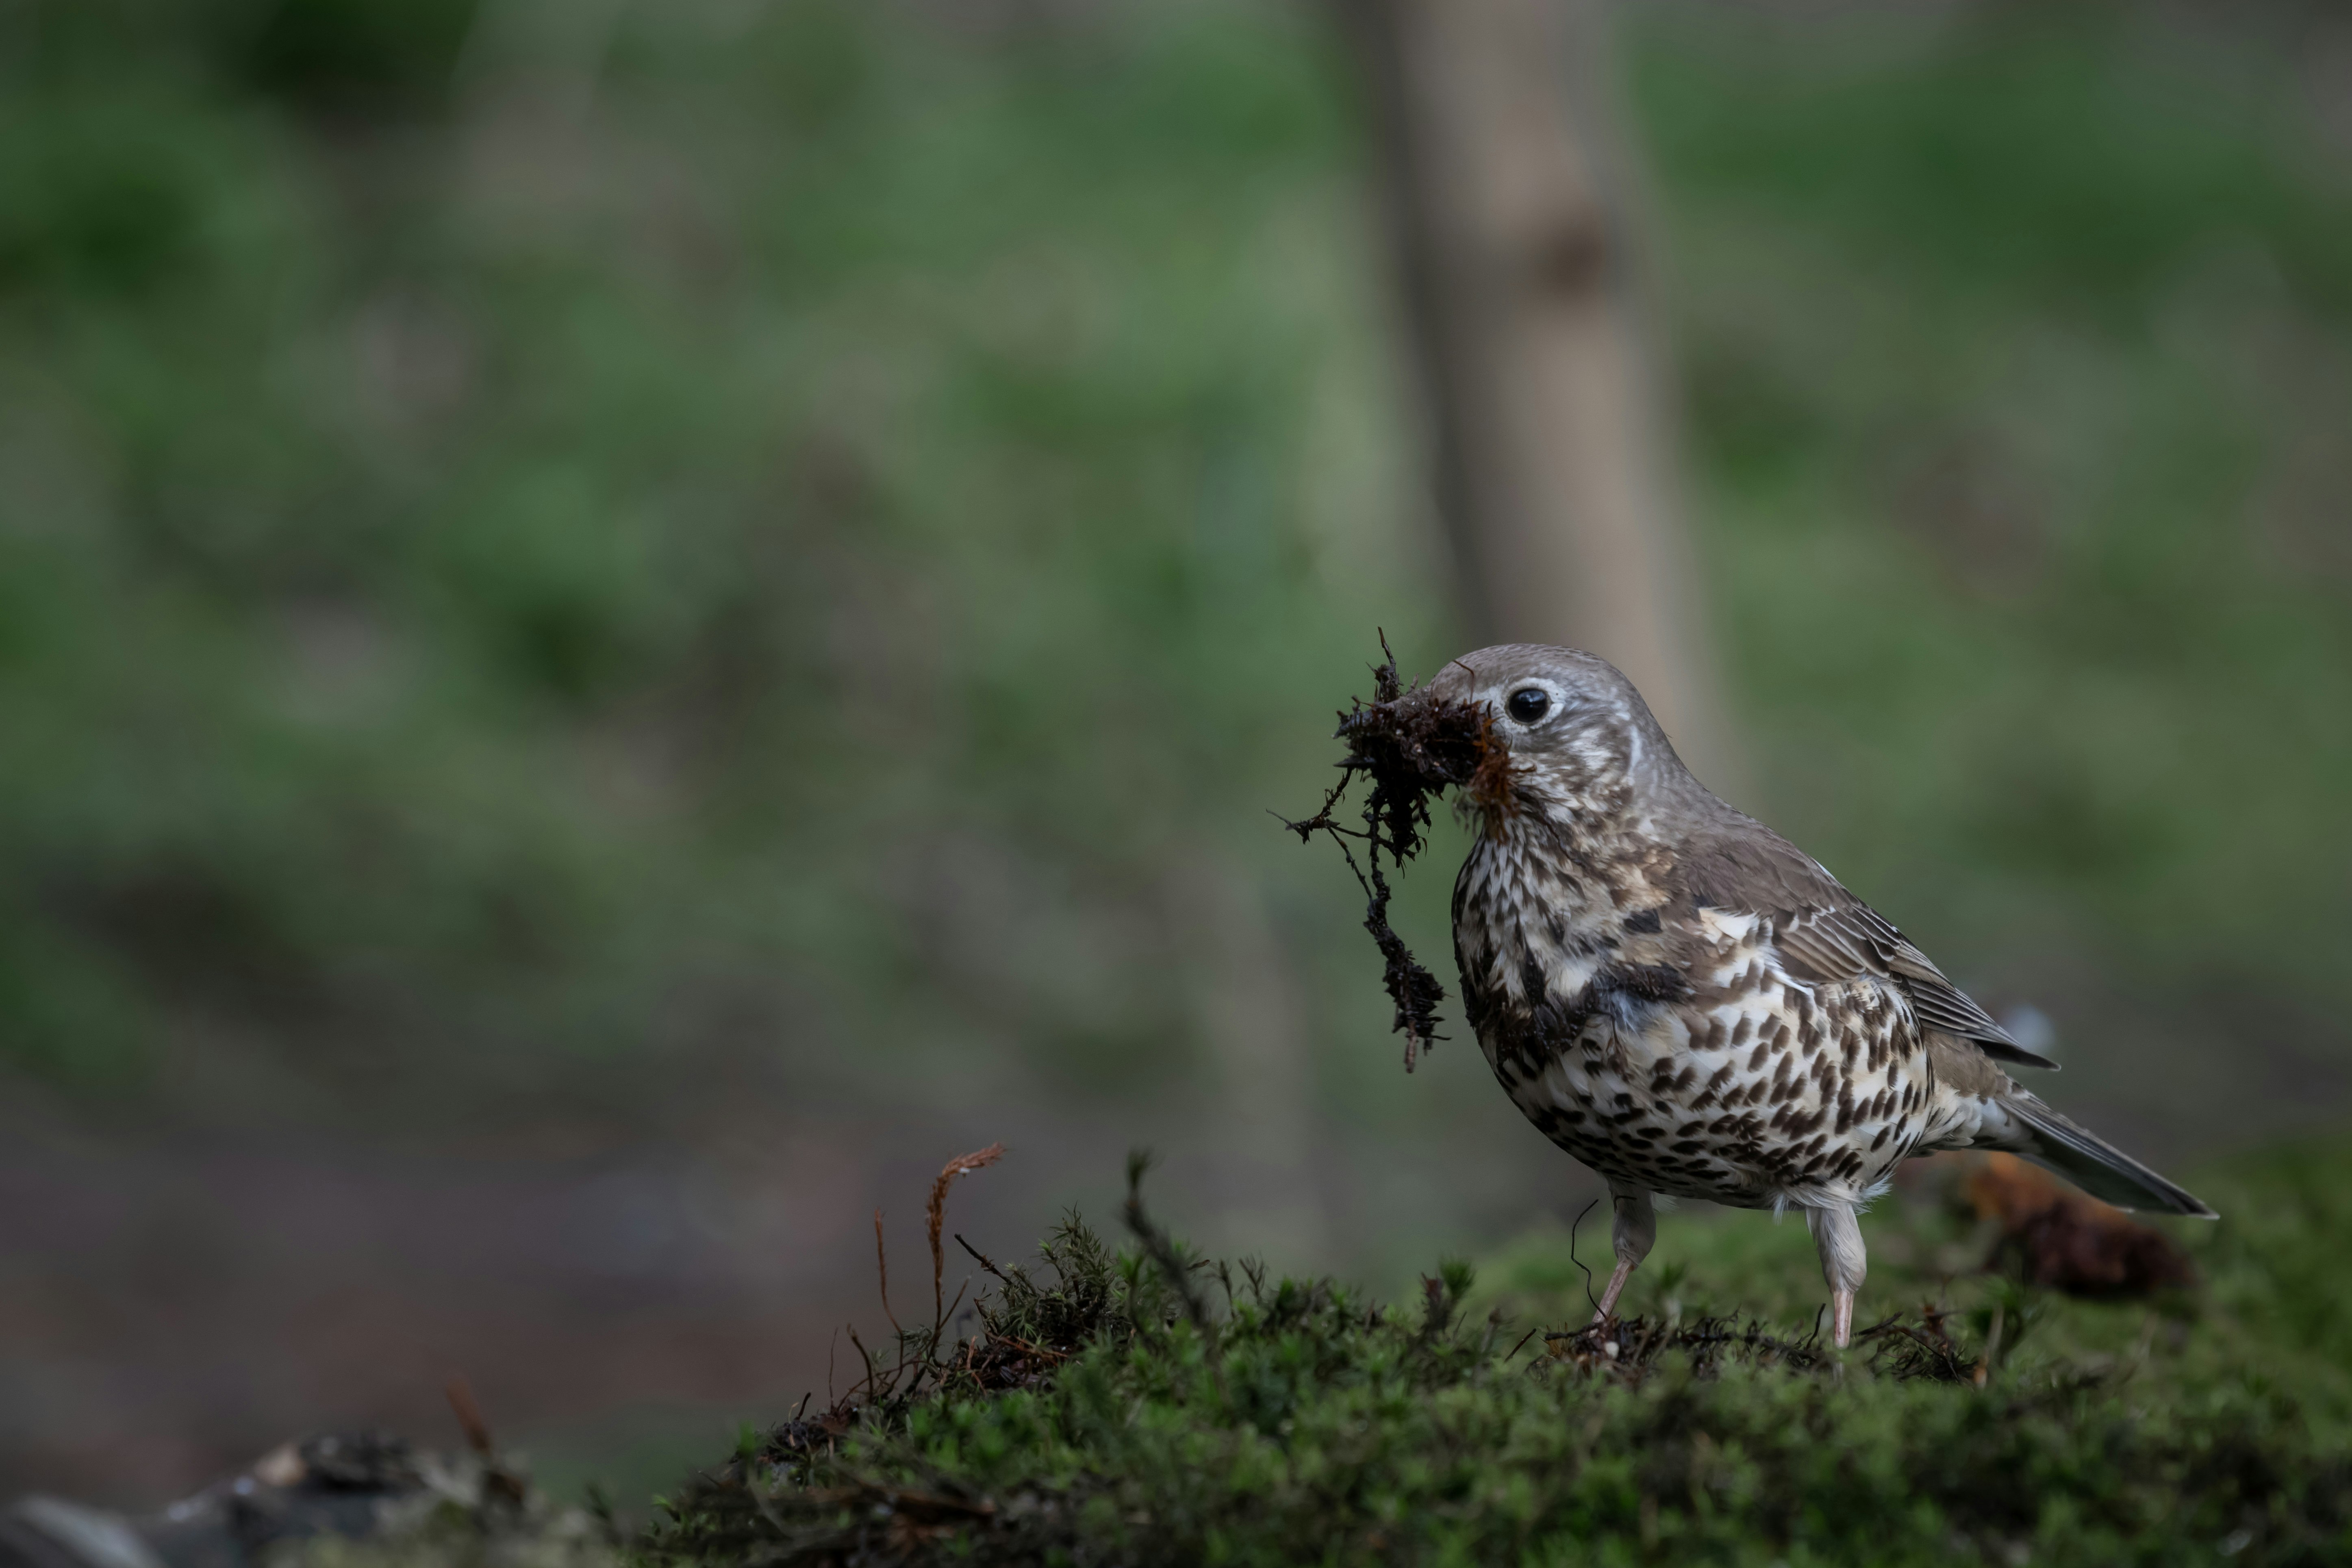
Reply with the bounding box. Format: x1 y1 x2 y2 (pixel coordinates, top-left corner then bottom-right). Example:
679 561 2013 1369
634 1138 2352 1568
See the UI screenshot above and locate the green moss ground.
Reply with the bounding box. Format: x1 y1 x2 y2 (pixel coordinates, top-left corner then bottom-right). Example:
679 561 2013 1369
630 1137 2352 1567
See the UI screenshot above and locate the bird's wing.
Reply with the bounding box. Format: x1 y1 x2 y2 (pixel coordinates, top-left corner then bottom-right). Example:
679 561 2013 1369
1674 817 2058 1071
1772 904 2057 1066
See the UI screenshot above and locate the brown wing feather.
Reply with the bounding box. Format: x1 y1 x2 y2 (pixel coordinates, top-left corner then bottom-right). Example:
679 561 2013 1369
1674 815 2059 1072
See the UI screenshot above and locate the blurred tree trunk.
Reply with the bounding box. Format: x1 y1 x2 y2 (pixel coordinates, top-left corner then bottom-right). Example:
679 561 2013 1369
1336 0 1738 790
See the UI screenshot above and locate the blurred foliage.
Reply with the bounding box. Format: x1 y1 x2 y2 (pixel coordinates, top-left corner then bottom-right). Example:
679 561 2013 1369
1637 6 2352 1014
0 0 2344 1130
0 0 1440 1108
628 1137 2352 1567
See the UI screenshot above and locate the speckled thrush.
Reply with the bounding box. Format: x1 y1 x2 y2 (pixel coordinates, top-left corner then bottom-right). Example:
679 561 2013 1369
1428 645 2214 1348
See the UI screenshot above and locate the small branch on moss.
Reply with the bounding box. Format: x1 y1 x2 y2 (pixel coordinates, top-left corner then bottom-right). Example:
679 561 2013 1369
1122 1151 1208 1331
1123 1150 1228 1404
1567 1198 1602 1319
444 1375 526 1505
873 1210 903 1337
929 1145 1006 1333
956 1233 1008 1282
445 1376 495 1458
846 1325 880 1403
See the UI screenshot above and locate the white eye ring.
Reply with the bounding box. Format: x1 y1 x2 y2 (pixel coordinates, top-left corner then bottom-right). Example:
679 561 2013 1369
1505 686 1552 724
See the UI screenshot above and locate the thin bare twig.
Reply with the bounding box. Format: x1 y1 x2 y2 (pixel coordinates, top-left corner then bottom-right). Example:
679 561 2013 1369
1567 1198 1602 1318
444 1375 526 1504
846 1324 880 1401
1123 1150 1229 1405
445 1376 495 1457
956 1233 1008 1281
873 1210 903 1336
929 1145 1006 1332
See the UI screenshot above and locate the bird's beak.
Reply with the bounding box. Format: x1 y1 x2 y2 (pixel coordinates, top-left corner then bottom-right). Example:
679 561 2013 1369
1335 669 1488 791
1423 657 1481 710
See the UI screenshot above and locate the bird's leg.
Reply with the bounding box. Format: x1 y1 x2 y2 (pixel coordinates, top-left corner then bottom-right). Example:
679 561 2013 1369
1593 1185 1656 1322
1804 1201 1867 1349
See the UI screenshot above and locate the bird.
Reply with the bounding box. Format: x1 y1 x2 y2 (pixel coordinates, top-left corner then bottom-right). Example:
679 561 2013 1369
1422 643 2215 1348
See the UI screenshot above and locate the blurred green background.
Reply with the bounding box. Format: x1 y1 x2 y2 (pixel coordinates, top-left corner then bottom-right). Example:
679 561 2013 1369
0 0 2345 1505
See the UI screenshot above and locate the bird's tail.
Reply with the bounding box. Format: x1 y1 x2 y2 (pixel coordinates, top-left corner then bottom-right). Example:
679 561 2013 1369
1992 1094 2216 1217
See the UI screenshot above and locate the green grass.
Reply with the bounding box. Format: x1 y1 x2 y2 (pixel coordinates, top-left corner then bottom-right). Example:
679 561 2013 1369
627 1137 2352 1567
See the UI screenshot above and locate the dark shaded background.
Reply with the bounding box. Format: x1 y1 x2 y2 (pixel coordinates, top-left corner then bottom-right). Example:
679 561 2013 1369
1 0 2346 1508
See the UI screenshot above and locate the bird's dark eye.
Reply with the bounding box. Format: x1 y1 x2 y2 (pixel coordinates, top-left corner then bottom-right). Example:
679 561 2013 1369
1506 687 1551 723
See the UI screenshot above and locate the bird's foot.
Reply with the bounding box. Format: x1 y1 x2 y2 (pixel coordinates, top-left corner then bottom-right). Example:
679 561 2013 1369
1592 1259 1636 1323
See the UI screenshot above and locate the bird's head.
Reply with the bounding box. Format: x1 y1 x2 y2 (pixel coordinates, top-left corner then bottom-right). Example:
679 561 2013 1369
1423 643 1684 823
